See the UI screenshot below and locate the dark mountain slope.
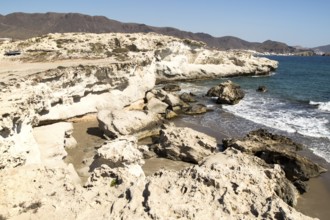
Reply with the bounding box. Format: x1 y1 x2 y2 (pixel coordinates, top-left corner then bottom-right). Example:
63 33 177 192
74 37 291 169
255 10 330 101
0 12 305 53
313 44 330 53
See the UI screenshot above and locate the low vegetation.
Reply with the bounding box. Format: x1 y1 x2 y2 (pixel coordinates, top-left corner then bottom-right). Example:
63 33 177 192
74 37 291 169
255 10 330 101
19 201 43 214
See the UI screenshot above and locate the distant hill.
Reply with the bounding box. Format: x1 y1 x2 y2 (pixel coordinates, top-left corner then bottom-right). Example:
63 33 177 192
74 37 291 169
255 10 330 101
0 12 307 53
313 44 330 53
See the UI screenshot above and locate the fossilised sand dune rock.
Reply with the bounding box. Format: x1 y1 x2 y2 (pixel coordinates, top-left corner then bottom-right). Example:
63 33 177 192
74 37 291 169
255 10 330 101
33 122 76 167
206 80 245 105
145 97 169 114
110 149 311 220
95 136 144 168
155 49 278 83
156 125 218 163
0 61 156 169
0 32 278 82
0 150 314 219
223 129 327 193
97 109 163 139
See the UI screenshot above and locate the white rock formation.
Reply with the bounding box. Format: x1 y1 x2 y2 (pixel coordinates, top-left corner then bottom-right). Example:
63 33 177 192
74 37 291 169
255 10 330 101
0 149 314 220
0 61 155 168
1 32 314 220
97 109 162 139
33 122 76 167
96 136 144 167
157 125 218 163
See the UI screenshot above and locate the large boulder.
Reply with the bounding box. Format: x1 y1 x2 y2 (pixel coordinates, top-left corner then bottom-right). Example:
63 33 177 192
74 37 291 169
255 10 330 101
162 84 181 92
96 136 144 168
182 103 207 115
179 92 197 103
206 80 245 105
97 109 163 139
223 129 327 193
145 97 168 114
156 125 218 163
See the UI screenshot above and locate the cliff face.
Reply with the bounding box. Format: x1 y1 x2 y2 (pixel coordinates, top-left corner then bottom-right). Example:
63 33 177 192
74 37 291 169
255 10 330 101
0 33 277 167
0 33 316 219
0 32 278 169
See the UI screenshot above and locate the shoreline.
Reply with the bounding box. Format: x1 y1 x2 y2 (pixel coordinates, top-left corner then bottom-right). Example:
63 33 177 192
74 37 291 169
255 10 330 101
66 112 330 219
0 32 325 219
173 112 330 220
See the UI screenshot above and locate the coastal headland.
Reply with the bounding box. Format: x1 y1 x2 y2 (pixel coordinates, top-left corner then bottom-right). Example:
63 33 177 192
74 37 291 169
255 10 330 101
0 32 326 219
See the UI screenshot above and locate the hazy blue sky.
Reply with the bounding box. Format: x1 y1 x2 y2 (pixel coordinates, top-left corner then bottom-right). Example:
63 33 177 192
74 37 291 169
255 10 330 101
1 0 329 47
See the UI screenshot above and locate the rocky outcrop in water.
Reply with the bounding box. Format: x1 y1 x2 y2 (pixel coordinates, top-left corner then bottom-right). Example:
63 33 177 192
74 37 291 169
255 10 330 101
223 129 327 193
206 80 245 105
257 85 268 92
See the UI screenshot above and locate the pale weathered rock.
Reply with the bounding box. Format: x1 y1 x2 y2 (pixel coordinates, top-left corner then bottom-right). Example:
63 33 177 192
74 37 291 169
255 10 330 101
223 129 327 193
110 149 312 220
206 80 245 105
123 99 145 111
157 125 218 163
0 150 314 220
145 97 168 114
164 93 183 107
97 109 163 139
33 122 76 167
96 136 144 167
1 32 315 220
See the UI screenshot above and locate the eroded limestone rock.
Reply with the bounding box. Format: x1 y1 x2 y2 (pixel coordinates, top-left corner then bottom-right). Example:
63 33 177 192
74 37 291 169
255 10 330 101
96 136 144 168
156 125 218 163
223 129 327 193
110 149 311 220
97 109 163 139
206 80 245 105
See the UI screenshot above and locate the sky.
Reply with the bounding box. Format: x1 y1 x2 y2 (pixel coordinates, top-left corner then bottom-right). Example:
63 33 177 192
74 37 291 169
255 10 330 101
0 0 329 47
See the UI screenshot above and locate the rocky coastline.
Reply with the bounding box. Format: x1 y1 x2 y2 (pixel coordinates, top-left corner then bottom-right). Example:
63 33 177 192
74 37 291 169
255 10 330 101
0 32 325 219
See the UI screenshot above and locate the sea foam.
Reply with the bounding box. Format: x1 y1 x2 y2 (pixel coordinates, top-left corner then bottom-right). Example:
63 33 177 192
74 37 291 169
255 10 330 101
223 92 330 139
310 101 330 112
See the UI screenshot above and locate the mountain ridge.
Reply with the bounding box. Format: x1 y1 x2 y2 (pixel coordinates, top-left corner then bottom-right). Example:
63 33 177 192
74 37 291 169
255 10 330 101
313 44 330 53
0 12 313 53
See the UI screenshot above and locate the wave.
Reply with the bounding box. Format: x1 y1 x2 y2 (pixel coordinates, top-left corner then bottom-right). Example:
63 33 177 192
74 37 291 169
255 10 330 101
310 101 330 112
251 72 277 78
223 93 330 139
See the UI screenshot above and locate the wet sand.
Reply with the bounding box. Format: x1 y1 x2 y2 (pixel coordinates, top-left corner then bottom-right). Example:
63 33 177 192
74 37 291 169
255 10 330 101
64 114 105 182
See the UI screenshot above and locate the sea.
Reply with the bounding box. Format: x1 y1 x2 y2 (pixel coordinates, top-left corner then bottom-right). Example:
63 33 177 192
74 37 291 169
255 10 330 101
176 56 330 163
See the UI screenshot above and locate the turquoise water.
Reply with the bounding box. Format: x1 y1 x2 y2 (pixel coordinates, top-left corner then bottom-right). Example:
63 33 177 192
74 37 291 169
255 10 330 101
178 56 330 162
